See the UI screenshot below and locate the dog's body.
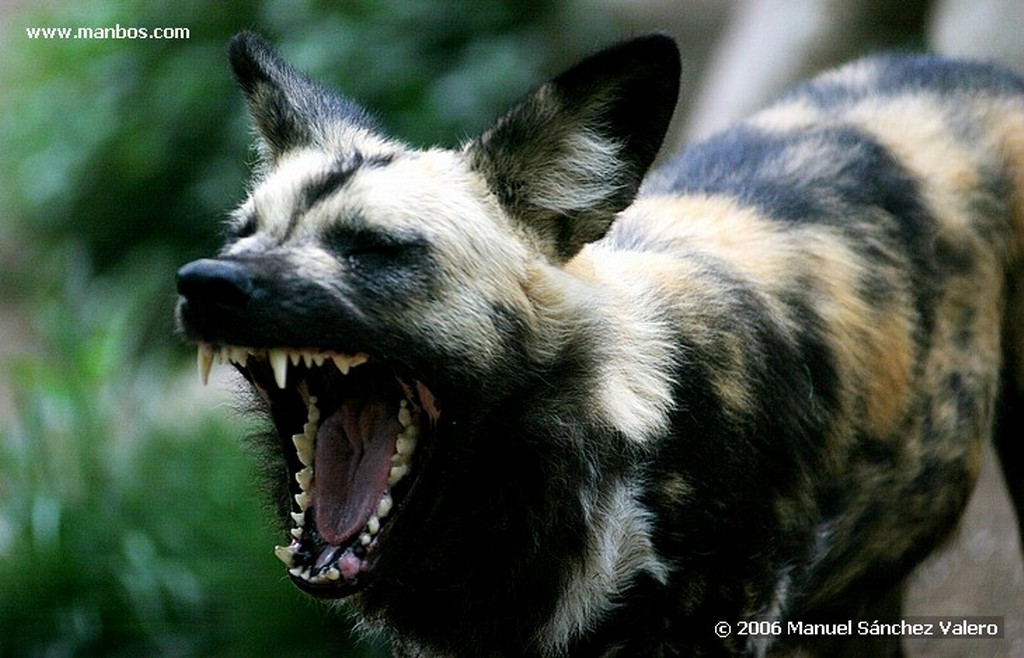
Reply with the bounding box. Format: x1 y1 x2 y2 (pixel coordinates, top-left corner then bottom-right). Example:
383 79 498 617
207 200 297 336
176 33 1024 656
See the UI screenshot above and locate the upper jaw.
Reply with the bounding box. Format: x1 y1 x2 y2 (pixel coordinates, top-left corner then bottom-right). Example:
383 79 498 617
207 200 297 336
195 342 440 595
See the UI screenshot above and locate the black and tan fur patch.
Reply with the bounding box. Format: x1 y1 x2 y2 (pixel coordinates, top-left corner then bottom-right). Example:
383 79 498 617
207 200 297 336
176 33 1024 656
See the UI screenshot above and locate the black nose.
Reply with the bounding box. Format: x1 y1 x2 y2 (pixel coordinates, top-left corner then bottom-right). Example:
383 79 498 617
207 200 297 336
176 258 254 310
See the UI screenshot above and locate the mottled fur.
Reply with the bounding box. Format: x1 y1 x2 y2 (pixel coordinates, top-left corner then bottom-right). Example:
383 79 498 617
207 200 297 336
176 33 1024 656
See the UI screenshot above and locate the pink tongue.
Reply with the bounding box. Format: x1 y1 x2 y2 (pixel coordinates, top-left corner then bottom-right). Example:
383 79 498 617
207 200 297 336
314 398 398 545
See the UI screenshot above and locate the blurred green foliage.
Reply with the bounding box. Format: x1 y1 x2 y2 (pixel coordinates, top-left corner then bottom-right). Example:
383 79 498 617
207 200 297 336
0 0 623 655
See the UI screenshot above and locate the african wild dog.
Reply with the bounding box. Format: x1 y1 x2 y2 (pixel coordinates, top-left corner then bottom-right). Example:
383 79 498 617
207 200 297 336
175 31 1024 656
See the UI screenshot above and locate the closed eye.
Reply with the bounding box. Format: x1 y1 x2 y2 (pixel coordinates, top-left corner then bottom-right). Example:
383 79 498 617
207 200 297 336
345 239 405 260
322 224 429 264
227 213 258 240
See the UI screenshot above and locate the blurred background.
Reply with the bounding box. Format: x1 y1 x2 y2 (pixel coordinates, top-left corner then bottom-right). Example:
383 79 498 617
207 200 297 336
1 1 1022 656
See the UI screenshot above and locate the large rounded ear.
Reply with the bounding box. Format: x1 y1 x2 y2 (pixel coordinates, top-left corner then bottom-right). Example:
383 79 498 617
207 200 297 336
467 35 680 263
227 32 383 163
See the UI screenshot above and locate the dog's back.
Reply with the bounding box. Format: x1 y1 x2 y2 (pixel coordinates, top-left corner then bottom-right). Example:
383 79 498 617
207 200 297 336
575 53 1024 648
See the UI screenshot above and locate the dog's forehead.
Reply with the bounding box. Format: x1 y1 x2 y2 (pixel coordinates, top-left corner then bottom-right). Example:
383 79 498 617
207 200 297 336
235 149 336 241
343 149 489 226
246 147 491 237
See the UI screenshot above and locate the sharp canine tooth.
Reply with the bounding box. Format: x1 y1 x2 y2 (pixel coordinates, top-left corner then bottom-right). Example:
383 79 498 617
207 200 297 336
269 349 288 388
198 343 214 385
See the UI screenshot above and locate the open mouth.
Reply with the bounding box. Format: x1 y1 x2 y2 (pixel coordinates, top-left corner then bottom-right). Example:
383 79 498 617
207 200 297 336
196 343 439 595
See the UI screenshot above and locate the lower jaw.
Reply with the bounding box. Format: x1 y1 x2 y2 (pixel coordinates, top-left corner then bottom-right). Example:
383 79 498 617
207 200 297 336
290 557 370 598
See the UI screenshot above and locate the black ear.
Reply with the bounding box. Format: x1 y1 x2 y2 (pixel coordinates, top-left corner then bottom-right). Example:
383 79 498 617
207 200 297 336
467 35 680 263
227 32 381 162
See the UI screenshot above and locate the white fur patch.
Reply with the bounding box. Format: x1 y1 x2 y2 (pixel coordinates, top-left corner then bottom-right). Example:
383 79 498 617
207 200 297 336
529 129 627 214
594 314 677 443
538 482 669 654
579 253 678 444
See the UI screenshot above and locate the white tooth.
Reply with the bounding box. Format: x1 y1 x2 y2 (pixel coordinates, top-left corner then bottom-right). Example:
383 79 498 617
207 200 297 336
198 343 214 386
360 532 372 546
391 452 408 467
388 464 410 486
329 353 351 375
325 567 341 581
288 351 301 366
291 527 303 539
228 346 249 367
396 435 416 456
377 493 393 518
289 566 304 577
269 349 288 388
290 511 305 527
312 353 326 366
274 545 296 567
367 516 380 535
295 466 313 492
301 568 312 580
399 422 420 441
293 433 313 467
398 405 413 428
301 351 313 367
350 353 368 369
294 490 311 510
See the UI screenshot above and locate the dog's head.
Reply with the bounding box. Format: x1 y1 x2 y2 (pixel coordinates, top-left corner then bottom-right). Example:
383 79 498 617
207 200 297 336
175 30 678 637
